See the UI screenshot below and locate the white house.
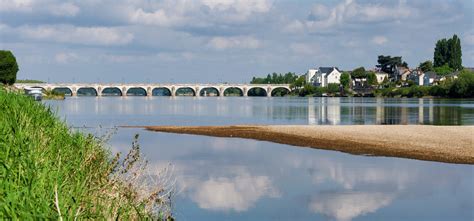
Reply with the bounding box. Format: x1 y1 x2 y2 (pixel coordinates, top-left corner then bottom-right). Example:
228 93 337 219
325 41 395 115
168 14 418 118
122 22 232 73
306 69 318 84
309 67 342 87
375 72 389 84
407 70 424 86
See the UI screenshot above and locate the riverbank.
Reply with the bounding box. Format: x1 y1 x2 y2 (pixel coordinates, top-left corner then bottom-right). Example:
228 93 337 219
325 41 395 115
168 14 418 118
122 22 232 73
0 89 172 220
144 125 474 164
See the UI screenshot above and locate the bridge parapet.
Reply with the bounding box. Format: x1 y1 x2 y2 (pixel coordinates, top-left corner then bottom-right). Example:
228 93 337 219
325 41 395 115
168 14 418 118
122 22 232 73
14 83 292 97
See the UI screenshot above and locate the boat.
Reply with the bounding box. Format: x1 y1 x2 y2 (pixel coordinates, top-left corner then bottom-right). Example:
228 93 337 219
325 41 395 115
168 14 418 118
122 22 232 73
24 87 43 101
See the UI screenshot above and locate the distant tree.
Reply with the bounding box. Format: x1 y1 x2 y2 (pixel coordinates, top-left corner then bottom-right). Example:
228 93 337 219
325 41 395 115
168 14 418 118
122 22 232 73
327 83 340 94
351 67 367 79
376 55 404 76
0 50 19 85
367 72 377 85
433 34 462 70
340 72 351 88
433 64 454 76
251 72 299 84
418 60 433 72
290 75 306 89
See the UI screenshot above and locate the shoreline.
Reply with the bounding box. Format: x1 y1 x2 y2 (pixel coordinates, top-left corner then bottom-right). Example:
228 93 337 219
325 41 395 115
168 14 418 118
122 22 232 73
142 125 474 165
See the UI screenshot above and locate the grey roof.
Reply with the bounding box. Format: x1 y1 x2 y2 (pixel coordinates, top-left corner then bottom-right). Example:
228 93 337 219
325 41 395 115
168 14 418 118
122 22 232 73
318 67 340 74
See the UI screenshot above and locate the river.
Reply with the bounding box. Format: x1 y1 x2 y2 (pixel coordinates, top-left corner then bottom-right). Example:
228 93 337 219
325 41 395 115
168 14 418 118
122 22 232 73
45 97 473 221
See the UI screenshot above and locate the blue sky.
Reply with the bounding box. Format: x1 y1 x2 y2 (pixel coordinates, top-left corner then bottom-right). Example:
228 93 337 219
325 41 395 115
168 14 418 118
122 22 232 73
1 0 473 83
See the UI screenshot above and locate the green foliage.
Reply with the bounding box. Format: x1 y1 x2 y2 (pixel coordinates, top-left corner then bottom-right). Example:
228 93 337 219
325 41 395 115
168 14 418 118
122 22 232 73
0 90 173 220
367 72 377 85
250 72 299 84
340 72 351 88
0 50 19 85
433 64 454 76
376 55 405 75
418 60 433 72
351 67 367 79
433 34 462 70
16 79 45 83
448 69 474 98
327 83 340 93
290 75 306 89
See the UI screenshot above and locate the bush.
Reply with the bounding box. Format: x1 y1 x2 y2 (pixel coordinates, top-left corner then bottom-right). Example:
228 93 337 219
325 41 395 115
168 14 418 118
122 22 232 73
0 50 19 85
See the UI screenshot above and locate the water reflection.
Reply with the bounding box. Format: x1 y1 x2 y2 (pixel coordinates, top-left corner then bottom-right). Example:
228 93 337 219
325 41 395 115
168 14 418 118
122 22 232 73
46 97 474 127
45 99 474 221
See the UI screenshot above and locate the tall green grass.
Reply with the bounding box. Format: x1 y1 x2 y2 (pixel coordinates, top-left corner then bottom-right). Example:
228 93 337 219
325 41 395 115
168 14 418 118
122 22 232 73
0 89 173 220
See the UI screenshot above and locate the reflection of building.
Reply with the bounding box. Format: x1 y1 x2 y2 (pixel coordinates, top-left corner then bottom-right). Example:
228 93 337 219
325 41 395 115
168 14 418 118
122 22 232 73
375 98 385 124
308 98 341 125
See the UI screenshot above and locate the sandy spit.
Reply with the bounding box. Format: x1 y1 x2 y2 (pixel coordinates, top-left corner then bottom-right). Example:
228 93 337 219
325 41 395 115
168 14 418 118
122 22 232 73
143 125 474 164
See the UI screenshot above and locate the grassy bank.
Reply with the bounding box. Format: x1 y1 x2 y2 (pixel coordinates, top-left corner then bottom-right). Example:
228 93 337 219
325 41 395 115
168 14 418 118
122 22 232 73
0 89 172 220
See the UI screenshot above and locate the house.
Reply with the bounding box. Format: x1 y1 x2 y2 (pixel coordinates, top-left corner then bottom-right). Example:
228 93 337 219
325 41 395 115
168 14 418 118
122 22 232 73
438 72 459 82
423 72 438 86
394 66 411 81
310 67 342 87
375 72 389 84
407 70 424 86
306 69 318 84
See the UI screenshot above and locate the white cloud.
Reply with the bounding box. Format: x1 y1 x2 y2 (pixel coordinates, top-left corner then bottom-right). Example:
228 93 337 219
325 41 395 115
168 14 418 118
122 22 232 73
208 36 261 50
128 0 272 27
371 36 388 45
309 192 395 221
49 2 80 17
190 173 280 211
286 0 416 33
19 25 134 46
0 0 35 12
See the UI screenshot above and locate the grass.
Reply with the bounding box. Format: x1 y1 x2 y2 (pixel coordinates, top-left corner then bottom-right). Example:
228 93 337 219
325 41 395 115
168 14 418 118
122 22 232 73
0 89 174 220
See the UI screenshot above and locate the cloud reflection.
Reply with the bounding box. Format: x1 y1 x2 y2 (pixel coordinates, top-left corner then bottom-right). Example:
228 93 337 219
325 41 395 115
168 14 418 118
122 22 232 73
309 191 395 221
188 172 280 212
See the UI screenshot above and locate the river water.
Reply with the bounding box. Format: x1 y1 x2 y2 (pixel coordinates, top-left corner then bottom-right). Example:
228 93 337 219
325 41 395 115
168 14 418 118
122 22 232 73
45 97 473 221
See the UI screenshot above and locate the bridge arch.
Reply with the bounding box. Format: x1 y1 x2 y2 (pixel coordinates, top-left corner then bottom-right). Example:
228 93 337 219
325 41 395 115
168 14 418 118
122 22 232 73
102 87 122 96
152 87 172 96
52 87 73 96
126 87 147 96
77 87 98 96
223 87 244 96
247 87 267 97
175 87 195 96
270 87 291 97
199 87 220 97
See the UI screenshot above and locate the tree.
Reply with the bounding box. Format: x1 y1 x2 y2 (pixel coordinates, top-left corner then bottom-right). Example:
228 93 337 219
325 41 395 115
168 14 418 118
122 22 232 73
433 64 454 76
418 60 433 72
351 67 367 79
367 72 377 85
433 34 462 70
340 72 351 88
376 55 404 76
0 50 19 85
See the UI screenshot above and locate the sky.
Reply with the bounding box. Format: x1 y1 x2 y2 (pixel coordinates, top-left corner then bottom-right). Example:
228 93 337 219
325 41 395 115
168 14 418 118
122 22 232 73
0 0 473 83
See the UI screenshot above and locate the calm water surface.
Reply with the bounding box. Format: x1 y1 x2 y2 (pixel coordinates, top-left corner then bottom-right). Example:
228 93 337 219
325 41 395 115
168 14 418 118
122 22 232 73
45 97 474 221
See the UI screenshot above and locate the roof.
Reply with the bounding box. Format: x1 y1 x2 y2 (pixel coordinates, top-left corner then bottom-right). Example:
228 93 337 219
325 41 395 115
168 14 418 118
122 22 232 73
318 67 341 74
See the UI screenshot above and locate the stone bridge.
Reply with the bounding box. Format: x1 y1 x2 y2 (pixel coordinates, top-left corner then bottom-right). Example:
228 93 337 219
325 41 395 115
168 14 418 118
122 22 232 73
15 83 292 97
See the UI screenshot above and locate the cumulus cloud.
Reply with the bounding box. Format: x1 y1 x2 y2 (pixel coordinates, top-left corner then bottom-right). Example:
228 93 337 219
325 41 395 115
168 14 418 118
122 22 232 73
208 36 261 50
285 0 416 33
0 0 80 17
190 173 280 211
309 192 395 221
371 36 388 45
48 2 80 17
19 25 134 46
129 0 272 27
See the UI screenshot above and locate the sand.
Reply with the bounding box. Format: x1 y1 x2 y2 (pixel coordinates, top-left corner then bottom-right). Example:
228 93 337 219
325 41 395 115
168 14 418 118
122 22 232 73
143 125 474 164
